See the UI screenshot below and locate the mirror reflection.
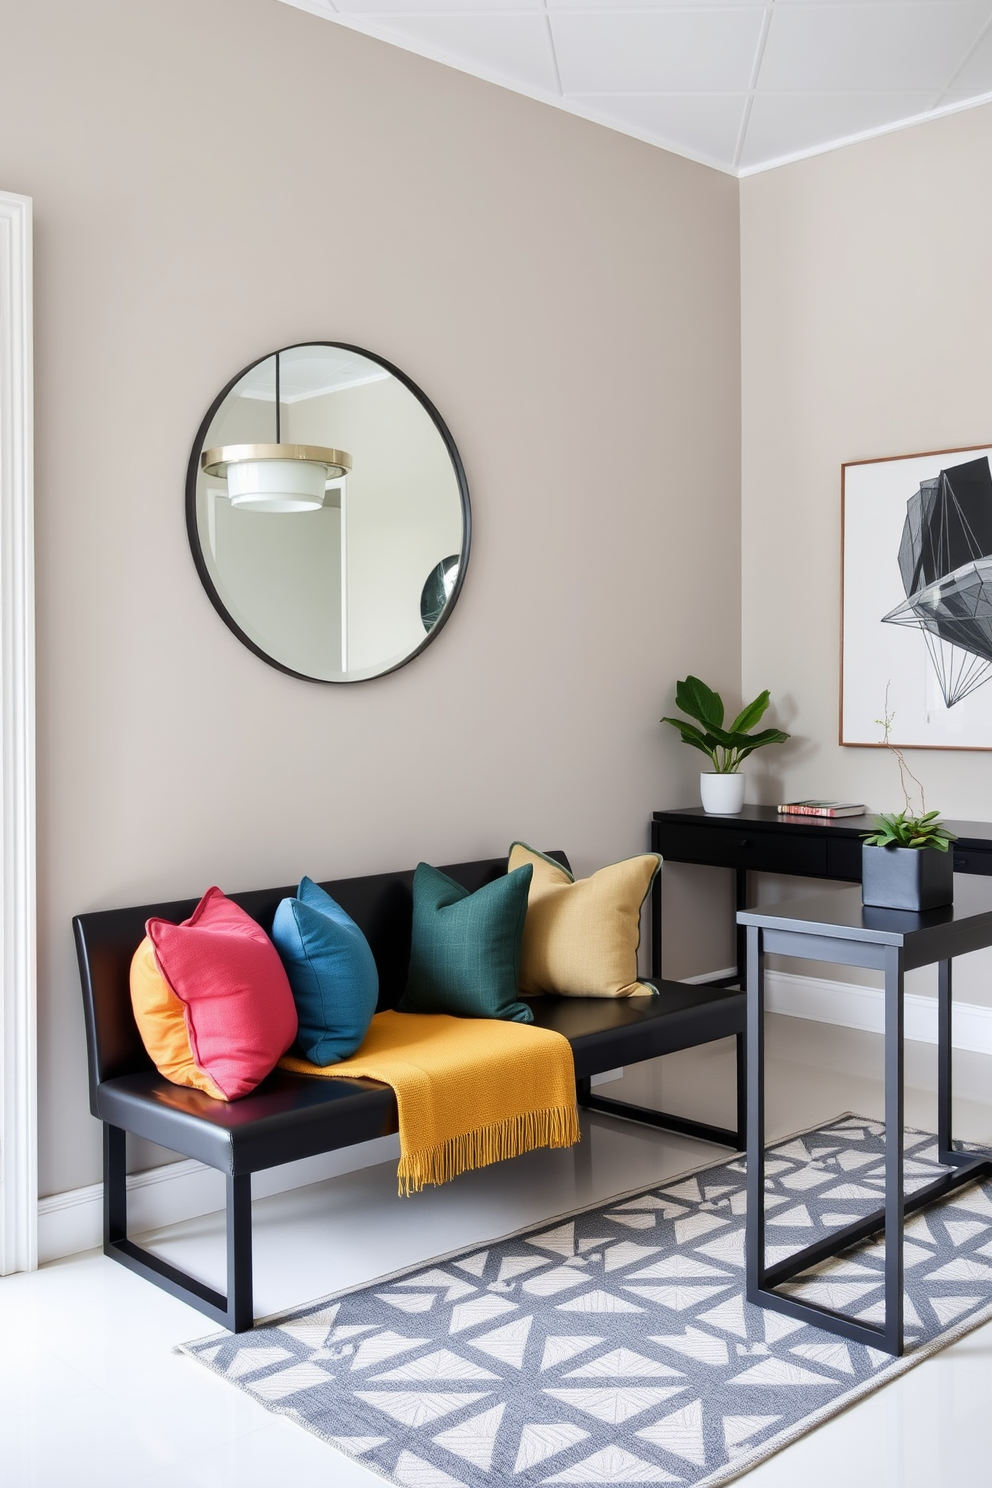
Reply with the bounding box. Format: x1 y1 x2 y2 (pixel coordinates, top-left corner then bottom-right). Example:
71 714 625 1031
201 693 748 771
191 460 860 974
187 343 469 682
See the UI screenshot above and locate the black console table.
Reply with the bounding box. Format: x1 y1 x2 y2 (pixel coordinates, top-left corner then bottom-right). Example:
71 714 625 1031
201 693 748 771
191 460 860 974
740 879 992 1355
650 805 992 983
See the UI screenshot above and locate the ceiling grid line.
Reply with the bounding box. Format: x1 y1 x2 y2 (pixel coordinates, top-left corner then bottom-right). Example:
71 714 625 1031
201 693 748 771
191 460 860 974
933 9 992 107
540 0 564 99
733 0 775 175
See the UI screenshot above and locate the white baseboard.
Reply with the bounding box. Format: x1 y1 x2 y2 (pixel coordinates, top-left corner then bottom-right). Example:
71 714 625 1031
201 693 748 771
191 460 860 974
680 963 992 1056
37 1134 399 1266
39 971 992 1266
765 969 992 1056
680 964 992 1057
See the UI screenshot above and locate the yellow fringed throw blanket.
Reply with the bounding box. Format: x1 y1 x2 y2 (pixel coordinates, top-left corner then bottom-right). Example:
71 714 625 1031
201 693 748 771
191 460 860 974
280 1010 580 1194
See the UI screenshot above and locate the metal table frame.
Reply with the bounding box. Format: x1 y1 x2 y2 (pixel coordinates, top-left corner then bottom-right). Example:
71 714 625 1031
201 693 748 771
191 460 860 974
740 878 992 1357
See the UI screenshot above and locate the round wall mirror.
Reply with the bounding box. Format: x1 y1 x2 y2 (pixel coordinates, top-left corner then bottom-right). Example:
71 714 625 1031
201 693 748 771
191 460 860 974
186 343 470 682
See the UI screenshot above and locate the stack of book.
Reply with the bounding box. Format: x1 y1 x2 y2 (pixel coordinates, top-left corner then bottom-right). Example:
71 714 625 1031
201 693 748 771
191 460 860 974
777 800 866 818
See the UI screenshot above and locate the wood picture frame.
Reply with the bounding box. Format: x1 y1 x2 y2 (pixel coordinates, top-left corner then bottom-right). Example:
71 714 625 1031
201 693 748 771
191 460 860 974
841 442 992 750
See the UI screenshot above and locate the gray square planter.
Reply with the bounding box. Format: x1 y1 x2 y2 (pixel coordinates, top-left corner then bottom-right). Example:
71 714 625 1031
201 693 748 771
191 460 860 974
861 842 954 911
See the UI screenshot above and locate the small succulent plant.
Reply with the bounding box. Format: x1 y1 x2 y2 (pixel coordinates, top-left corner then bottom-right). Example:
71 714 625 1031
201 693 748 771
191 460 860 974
863 809 956 852
864 687 956 852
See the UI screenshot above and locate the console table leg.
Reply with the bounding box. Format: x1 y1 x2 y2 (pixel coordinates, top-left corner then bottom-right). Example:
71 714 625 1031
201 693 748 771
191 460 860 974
883 945 905 1356
938 958 957 1166
735 1031 746 1150
651 860 663 982
745 925 765 1302
735 869 748 988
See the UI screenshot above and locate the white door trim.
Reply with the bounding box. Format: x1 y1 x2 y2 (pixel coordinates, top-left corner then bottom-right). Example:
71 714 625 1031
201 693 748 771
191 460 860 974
0 189 36 1275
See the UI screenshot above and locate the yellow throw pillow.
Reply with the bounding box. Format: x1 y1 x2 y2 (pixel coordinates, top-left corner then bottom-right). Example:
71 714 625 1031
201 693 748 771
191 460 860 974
508 842 660 998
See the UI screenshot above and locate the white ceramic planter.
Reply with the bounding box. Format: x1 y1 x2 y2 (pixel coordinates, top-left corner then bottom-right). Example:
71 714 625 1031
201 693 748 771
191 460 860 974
700 771 745 814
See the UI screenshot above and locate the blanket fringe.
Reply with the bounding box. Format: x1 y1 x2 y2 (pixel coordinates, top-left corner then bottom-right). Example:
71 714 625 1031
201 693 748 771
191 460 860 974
396 1103 581 1195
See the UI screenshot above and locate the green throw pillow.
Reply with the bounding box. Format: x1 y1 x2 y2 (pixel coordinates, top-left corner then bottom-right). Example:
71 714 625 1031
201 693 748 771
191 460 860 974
398 861 535 1023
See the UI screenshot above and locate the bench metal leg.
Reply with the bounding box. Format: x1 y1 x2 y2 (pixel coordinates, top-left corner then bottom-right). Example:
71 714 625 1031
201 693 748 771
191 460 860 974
576 1033 746 1151
226 1172 254 1332
102 1124 254 1332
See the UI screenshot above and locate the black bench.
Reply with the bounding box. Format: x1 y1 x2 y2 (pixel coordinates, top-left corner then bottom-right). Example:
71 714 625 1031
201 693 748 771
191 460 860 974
74 853 745 1333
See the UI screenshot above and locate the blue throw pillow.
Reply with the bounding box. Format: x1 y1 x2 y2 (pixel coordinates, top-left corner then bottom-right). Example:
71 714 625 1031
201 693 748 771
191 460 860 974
271 877 379 1065
397 861 535 1023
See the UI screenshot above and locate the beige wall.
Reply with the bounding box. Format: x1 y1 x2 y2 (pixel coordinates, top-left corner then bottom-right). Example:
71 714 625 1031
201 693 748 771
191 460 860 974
741 102 992 1001
0 0 741 1195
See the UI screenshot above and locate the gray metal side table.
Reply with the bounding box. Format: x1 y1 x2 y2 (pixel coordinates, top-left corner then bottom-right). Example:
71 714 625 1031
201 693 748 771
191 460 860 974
739 876 992 1356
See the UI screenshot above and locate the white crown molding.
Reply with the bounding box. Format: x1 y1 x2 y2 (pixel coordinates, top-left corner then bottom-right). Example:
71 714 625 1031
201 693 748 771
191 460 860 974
241 370 389 404
738 88 992 178
0 189 36 1276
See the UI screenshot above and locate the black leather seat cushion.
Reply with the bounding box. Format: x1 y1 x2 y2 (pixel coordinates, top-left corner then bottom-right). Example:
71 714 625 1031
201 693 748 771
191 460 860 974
94 981 743 1174
526 983 745 1077
96 1066 399 1174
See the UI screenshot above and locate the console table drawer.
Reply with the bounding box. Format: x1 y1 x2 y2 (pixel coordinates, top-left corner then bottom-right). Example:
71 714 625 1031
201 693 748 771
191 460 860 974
657 824 827 877
827 837 863 881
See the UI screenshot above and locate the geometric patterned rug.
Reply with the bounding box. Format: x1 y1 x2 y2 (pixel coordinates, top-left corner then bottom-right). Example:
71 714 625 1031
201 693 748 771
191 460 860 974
181 1115 992 1488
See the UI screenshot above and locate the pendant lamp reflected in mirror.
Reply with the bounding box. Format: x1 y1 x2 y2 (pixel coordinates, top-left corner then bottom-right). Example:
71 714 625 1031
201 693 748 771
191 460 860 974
201 350 352 512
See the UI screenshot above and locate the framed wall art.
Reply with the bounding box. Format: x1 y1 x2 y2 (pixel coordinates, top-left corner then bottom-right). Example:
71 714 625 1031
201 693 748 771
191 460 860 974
841 442 992 750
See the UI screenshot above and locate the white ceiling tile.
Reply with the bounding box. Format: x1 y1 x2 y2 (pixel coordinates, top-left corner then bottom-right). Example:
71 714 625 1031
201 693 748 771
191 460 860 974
942 17 992 93
280 0 992 174
772 0 990 7
740 89 934 168
568 92 748 168
356 12 559 95
758 3 991 93
773 0 986 5
548 0 762 7
337 1 542 12
551 9 765 94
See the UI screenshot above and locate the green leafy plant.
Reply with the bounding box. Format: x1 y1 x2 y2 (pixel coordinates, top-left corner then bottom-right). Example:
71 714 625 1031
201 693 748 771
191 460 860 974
863 686 956 852
863 809 956 852
660 676 790 774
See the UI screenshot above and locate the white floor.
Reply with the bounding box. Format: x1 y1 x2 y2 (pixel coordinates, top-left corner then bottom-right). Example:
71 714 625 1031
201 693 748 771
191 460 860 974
4 1013 992 1487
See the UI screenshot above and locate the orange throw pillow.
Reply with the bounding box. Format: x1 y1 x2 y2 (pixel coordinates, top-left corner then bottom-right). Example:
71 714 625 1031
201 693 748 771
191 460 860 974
130 887 298 1100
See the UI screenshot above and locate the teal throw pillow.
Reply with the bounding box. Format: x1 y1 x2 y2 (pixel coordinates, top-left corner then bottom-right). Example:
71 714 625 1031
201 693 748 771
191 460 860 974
271 877 379 1065
398 861 534 1023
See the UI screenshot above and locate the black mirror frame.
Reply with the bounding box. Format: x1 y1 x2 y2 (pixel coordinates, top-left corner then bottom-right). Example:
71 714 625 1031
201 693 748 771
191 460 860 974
185 341 472 684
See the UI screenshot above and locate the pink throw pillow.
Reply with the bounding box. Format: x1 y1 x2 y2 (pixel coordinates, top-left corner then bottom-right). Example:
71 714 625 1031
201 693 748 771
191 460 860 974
146 887 298 1100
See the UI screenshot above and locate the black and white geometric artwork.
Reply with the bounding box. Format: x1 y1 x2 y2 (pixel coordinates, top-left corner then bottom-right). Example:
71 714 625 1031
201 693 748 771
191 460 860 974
883 457 992 707
183 1117 992 1488
843 444 992 747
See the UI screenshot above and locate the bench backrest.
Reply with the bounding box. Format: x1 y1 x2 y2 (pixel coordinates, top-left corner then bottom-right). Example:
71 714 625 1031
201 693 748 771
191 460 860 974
73 853 569 1108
